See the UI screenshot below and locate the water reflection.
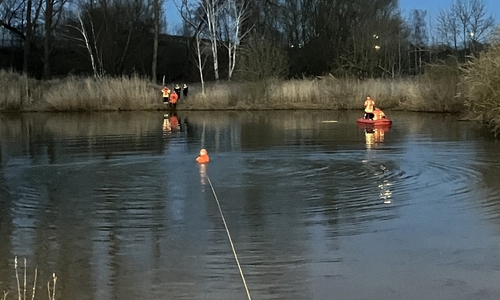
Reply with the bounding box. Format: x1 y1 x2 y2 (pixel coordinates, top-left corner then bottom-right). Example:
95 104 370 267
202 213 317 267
359 124 394 204
0 111 500 300
361 125 390 149
199 163 207 191
162 112 181 136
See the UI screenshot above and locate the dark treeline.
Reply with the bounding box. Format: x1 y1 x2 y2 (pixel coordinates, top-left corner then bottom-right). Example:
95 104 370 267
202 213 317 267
0 0 496 82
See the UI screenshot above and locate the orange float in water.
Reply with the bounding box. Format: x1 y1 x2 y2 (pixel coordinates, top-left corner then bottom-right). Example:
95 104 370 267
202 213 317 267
196 149 210 163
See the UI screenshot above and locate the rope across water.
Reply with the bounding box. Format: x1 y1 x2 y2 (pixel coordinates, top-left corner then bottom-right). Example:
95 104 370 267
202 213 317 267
205 173 252 300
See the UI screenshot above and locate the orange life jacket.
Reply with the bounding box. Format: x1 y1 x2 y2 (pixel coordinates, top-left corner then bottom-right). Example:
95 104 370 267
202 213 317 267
364 98 375 113
169 92 178 104
373 108 386 120
196 154 210 163
161 87 170 97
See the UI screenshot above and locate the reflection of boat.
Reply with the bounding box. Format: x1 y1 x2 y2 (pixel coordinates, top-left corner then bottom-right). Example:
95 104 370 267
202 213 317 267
356 117 392 126
363 127 387 146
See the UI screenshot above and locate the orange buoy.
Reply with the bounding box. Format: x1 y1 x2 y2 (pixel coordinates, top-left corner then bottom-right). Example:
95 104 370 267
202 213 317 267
196 148 210 163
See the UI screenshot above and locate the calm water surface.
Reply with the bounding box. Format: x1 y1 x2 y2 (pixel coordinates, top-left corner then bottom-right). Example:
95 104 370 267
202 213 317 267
1 110 500 300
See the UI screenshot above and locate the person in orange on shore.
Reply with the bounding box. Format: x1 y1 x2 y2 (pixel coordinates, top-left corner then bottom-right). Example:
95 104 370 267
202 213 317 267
196 149 210 164
373 107 386 121
161 85 170 104
364 96 375 120
169 91 178 108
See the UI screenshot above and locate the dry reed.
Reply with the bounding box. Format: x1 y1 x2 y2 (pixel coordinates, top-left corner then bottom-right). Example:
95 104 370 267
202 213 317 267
461 43 500 135
183 76 461 111
0 70 463 112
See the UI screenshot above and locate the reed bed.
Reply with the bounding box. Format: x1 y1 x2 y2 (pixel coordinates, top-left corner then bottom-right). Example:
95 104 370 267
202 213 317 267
0 71 160 111
461 43 500 135
183 76 462 112
0 70 463 113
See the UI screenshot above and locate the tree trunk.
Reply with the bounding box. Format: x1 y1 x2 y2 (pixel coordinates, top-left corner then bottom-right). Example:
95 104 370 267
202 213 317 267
152 0 159 82
43 0 54 79
23 0 32 74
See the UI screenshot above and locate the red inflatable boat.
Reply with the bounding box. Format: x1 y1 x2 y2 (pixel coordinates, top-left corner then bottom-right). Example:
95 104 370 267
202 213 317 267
356 117 392 126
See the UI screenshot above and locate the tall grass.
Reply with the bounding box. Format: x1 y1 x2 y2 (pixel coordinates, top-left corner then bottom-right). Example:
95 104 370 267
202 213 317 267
43 75 160 111
183 75 462 112
461 43 500 135
0 71 160 111
0 69 463 112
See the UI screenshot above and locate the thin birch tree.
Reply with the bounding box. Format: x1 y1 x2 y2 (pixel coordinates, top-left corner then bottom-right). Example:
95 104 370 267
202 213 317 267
180 0 214 92
67 12 104 78
219 0 252 80
181 0 223 80
202 0 220 80
194 31 208 94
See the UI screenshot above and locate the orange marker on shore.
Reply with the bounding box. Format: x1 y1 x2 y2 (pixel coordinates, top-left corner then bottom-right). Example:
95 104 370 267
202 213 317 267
196 149 210 163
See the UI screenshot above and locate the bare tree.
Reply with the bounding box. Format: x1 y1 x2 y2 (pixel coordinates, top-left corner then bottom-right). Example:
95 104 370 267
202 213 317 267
437 9 460 51
202 0 221 80
237 33 288 81
409 9 428 74
23 0 33 73
0 0 27 42
180 0 210 92
465 0 494 56
452 0 493 56
194 31 208 94
66 11 104 77
43 0 69 78
219 0 252 80
152 0 160 82
180 0 223 80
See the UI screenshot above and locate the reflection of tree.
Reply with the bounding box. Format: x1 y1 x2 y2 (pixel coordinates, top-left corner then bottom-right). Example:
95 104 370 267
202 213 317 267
0 112 168 159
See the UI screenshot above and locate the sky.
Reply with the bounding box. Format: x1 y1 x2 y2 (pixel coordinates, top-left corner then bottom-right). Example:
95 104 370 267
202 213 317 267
164 0 500 34
399 0 500 21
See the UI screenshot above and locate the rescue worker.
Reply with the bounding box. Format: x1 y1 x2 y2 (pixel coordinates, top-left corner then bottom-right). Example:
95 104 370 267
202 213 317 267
182 83 188 98
161 86 171 104
364 96 375 120
373 108 386 121
169 91 178 108
196 149 210 163
174 84 181 99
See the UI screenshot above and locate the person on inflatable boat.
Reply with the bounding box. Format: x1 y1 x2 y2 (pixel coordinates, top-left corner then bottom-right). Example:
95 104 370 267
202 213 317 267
373 107 387 120
364 96 375 120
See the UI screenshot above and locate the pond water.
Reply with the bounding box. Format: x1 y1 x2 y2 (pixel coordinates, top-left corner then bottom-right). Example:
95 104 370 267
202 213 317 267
1 110 500 300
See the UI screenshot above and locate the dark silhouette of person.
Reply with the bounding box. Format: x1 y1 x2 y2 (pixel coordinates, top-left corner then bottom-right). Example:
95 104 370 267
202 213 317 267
182 83 188 98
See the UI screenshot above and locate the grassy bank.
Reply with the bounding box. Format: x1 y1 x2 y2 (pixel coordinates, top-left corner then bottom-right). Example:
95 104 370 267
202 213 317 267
0 70 465 113
0 71 160 111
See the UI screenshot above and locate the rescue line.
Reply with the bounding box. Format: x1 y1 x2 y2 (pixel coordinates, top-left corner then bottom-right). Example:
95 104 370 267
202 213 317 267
197 150 252 300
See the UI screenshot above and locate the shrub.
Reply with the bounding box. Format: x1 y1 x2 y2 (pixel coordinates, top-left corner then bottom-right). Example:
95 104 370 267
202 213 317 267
461 43 500 135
